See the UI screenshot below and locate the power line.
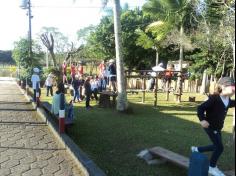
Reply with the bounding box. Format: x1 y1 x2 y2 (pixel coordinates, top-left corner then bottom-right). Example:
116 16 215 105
31 5 142 9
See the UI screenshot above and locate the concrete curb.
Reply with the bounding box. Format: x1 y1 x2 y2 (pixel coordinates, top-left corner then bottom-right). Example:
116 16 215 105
16 83 106 176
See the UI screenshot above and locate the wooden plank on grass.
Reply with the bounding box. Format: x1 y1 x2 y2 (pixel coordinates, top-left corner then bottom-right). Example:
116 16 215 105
149 147 234 175
149 147 189 169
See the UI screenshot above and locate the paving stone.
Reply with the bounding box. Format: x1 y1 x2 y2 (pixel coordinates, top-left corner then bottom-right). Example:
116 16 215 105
22 169 42 176
0 80 86 176
0 168 11 176
10 164 30 174
31 160 48 169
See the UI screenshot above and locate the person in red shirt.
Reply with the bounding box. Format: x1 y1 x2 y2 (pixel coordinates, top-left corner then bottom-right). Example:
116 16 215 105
78 61 84 76
71 62 76 80
98 60 106 77
62 60 67 83
62 60 67 75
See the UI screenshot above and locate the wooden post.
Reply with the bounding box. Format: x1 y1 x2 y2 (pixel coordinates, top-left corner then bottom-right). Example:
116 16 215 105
59 94 65 134
154 73 158 107
36 82 40 107
166 89 170 101
178 73 183 103
142 77 145 103
166 81 170 101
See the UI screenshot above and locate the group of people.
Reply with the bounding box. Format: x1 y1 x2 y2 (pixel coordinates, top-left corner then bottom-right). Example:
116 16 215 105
147 63 175 91
62 59 117 92
30 58 117 112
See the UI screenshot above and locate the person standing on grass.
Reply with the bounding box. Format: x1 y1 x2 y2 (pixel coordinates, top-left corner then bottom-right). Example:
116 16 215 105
78 61 84 77
192 77 235 176
84 77 92 109
31 67 41 102
62 60 67 83
91 76 99 102
70 62 76 81
45 73 54 97
72 75 81 103
108 59 117 92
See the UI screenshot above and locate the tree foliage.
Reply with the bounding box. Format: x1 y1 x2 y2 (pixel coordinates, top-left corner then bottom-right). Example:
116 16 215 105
12 38 43 79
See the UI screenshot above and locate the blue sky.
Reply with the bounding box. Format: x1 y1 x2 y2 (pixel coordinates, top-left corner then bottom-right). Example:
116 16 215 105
0 0 147 50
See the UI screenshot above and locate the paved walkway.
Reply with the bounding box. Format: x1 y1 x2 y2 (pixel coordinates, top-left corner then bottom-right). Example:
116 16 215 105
0 79 86 176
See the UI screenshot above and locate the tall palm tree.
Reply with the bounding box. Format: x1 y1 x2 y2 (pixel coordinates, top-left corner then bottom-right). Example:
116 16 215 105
143 0 198 69
74 0 128 111
112 0 128 111
143 0 197 100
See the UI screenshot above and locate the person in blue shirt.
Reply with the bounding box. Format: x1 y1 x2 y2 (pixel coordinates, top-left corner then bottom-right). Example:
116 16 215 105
72 75 81 103
192 77 235 176
51 83 74 123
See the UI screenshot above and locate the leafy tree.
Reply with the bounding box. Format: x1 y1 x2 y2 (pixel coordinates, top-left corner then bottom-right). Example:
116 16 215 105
12 38 43 80
78 8 154 69
143 0 199 71
189 0 235 81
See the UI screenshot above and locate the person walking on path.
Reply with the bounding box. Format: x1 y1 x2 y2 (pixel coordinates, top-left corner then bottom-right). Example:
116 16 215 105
192 77 235 176
31 67 41 102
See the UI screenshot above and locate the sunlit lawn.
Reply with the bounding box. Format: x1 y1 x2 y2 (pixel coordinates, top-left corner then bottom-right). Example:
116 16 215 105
40 88 235 176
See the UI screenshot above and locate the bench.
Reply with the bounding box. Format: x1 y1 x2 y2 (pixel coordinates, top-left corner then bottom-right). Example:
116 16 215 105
149 146 234 176
149 146 189 169
173 92 182 102
41 102 74 126
98 91 117 108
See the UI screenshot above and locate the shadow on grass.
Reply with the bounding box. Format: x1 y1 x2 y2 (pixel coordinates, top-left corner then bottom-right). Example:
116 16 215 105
66 101 235 176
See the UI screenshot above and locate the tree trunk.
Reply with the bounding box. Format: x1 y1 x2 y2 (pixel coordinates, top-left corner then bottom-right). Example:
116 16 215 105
155 49 159 66
113 0 128 111
200 70 208 94
176 25 184 102
49 49 56 67
232 42 235 80
179 25 184 72
221 57 226 78
46 50 49 68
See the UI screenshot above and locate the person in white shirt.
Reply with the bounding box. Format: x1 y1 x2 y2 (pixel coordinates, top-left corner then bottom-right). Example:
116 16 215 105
45 73 54 97
91 76 99 101
31 67 41 102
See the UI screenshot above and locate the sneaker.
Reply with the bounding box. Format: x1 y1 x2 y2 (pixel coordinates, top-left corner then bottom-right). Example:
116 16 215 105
209 167 225 176
214 167 225 176
191 146 199 153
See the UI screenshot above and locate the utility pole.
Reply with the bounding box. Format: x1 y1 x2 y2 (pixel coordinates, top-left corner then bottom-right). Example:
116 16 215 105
20 0 33 95
28 0 33 59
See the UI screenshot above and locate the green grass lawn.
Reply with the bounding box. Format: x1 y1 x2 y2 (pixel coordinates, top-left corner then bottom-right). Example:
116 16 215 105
41 89 235 176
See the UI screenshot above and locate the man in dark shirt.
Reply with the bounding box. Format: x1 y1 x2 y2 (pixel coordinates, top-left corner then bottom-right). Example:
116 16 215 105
108 59 117 92
192 77 235 176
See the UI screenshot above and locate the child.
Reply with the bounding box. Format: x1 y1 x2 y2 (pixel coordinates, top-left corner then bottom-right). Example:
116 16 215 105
192 77 235 176
51 83 74 123
31 67 41 102
72 75 81 103
84 77 92 109
45 73 54 97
